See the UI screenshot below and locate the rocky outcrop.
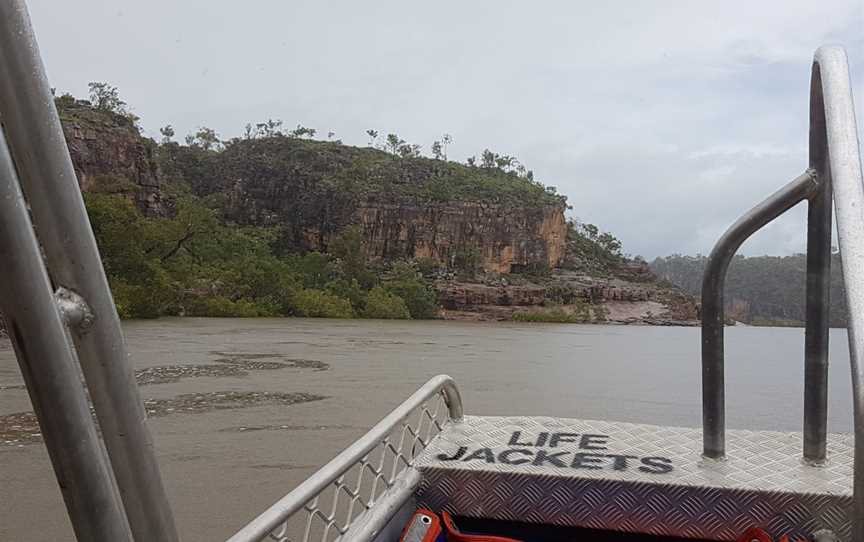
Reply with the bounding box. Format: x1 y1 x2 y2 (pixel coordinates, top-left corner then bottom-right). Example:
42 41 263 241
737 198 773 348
58 98 169 216
50 102 566 275
438 283 547 310
183 136 569 274
436 270 699 325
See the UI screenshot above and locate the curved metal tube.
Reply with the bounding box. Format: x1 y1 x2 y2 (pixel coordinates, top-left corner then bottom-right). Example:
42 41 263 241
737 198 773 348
813 46 864 540
226 374 463 542
701 170 818 458
701 46 864 539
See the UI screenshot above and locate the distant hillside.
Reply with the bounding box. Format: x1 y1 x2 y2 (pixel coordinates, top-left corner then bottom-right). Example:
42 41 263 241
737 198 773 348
24 83 697 324
157 135 568 273
650 254 848 327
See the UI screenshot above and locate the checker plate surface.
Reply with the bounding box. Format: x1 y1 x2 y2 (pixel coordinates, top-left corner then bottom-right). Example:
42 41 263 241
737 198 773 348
415 416 853 540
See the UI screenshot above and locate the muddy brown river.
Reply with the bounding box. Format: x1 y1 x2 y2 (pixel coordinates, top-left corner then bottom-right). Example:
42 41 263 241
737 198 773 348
0 318 855 541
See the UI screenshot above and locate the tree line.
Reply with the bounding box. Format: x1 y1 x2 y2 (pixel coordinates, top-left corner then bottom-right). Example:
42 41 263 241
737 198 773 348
650 254 848 327
82 82 554 195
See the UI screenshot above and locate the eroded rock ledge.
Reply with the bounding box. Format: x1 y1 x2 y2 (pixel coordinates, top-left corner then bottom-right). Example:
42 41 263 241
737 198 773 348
436 270 698 325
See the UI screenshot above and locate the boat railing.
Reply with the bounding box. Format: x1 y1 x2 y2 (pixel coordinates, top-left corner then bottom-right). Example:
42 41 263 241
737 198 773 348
700 46 864 540
225 375 463 542
1 0 862 537
0 1 178 541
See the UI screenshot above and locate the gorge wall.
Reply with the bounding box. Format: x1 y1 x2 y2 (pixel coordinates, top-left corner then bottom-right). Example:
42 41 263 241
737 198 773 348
165 136 568 274
58 98 169 216
352 202 564 273
55 101 567 275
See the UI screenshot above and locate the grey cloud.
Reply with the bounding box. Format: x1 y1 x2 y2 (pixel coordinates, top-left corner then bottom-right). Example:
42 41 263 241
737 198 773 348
25 0 864 257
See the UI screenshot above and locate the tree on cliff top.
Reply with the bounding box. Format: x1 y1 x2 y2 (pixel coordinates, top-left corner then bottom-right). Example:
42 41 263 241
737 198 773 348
86 82 140 127
562 220 626 276
88 82 127 113
185 126 222 151
159 125 175 144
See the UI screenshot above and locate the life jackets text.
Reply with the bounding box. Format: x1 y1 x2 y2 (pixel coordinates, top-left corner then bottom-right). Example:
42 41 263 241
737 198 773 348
435 430 674 474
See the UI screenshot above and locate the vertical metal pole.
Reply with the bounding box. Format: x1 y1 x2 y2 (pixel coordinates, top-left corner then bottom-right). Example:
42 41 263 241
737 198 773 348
803 186 832 463
812 46 864 541
0 129 134 542
0 2 179 540
701 256 727 459
803 78 833 463
701 171 817 459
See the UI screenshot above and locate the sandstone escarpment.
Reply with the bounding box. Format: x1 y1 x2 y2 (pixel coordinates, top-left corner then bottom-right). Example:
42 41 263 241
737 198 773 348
177 136 568 274
52 102 567 275
57 98 169 216
355 202 565 273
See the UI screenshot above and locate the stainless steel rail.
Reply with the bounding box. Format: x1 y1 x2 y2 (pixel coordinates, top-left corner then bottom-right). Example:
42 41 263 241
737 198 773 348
0 1 179 540
226 375 463 542
0 129 134 542
701 170 820 458
701 46 864 539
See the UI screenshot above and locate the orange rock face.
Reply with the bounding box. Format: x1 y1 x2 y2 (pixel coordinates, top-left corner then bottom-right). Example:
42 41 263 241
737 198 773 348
353 202 566 273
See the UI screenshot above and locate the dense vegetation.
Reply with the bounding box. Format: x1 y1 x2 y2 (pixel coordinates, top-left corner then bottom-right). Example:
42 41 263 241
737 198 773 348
86 191 438 319
562 221 627 276
158 129 567 255
650 254 848 327
162 137 566 206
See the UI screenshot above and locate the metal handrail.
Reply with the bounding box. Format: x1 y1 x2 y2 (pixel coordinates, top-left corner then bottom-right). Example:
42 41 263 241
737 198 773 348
0 1 179 540
701 169 821 459
226 375 463 542
701 46 864 539
0 129 134 541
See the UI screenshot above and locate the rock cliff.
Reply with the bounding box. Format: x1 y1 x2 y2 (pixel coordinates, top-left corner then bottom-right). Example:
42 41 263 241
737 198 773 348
164 136 568 273
57 97 169 216
354 202 565 273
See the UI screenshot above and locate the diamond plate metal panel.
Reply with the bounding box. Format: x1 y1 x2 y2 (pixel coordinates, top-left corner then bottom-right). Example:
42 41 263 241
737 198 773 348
415 416 853 541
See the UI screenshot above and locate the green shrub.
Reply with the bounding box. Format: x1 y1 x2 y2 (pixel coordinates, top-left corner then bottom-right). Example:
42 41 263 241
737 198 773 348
363 287 410 319
185 296 275 317
108 276 172 319
291 289 354 318
329 226 376 288
512 306 590 323
384 262 438 319
285 252 333 289
413 257 439 277
325 278 366 313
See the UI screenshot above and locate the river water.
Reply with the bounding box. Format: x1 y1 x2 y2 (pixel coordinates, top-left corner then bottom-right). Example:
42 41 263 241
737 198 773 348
0 318 855 540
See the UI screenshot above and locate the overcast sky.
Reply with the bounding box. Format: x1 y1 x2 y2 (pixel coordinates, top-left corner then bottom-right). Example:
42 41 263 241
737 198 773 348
27 0 864 258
